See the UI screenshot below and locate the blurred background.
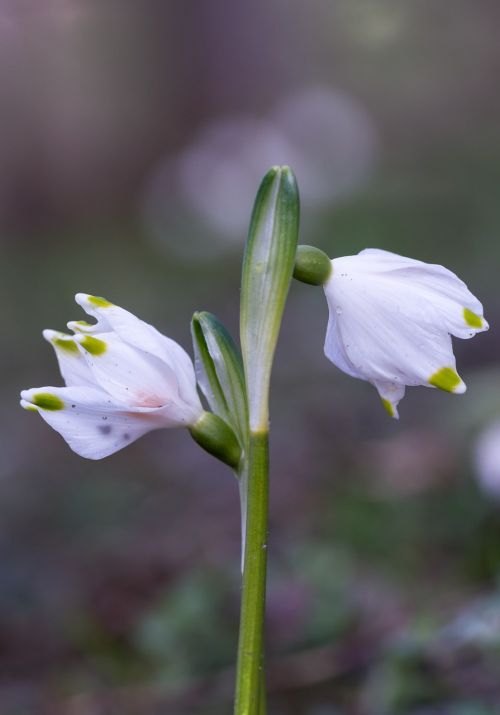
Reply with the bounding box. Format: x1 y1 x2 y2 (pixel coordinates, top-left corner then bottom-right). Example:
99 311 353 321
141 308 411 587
2 1 500 713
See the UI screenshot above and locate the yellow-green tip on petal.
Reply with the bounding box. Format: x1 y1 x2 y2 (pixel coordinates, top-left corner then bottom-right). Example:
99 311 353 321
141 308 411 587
429 367 465 393
463 307 484 329
43 329 80 354
32 393 65 410
73 320 94 330
78 335 107 355
53 337 79 353
88 295 113 308
381 398 395 417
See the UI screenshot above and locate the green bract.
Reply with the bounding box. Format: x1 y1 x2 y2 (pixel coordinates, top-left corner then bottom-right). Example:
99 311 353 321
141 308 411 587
240 166 300 432
191 311 248 458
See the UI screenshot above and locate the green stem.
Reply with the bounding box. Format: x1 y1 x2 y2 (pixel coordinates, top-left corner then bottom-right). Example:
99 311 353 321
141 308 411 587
234 431 269 715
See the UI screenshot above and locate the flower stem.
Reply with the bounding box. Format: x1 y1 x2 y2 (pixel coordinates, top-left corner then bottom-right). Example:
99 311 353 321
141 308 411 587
234 430 269 715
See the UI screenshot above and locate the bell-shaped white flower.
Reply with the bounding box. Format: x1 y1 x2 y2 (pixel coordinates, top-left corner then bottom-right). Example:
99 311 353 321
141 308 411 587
323 249 489 418
20 294 204 459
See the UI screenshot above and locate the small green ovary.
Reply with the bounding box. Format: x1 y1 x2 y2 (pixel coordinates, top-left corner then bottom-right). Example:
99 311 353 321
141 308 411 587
463 307 483 328
88 295 113 308
429 367 461 392
53 337 79 354
381 398 395 417
80 335 107 355
32 393 64 410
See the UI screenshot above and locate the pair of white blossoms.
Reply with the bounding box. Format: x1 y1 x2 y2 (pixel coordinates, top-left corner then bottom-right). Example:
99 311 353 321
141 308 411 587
21 249 488 459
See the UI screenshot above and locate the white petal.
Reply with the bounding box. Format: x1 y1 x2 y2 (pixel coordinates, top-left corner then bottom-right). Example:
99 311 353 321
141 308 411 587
73 331 202 424
20 398 38 412
324 310 364 380
67 319 102 334
372 381 406 419
348 248 423 271
20 386 169 459
43 329 96 387
357 248 466 275
74 293 199 405
355 250 488 338
396 270 487 340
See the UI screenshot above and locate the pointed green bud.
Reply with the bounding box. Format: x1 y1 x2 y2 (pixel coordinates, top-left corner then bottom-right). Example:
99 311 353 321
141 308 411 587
240 166 300 431
191 311 248 451
293 245 332 285
189 411 242 470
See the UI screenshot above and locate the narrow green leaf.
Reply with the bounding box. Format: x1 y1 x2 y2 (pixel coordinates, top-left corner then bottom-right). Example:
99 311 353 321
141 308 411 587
240 166 300 431
191 311 248 451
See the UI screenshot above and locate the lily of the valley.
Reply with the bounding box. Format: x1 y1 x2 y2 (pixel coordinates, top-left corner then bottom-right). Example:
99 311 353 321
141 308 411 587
20 294 206 459
321 248 488 417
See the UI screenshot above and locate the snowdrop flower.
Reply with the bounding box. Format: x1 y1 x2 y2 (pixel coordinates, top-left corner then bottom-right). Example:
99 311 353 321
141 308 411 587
322 248 488 417
20 294 205 459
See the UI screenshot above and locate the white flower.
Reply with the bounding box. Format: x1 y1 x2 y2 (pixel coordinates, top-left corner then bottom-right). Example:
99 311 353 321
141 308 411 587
20 294 204 459
323 249 489 418
473 420 500 499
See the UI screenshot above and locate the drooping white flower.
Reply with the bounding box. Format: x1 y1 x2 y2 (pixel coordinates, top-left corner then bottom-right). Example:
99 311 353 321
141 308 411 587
323 249 489 418
20 294 204 459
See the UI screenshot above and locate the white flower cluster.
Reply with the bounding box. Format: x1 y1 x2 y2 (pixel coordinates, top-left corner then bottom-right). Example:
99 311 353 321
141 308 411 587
20 249 488 457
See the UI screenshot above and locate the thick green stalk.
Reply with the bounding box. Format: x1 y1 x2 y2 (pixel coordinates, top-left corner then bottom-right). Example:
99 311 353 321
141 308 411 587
234 431 269 715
